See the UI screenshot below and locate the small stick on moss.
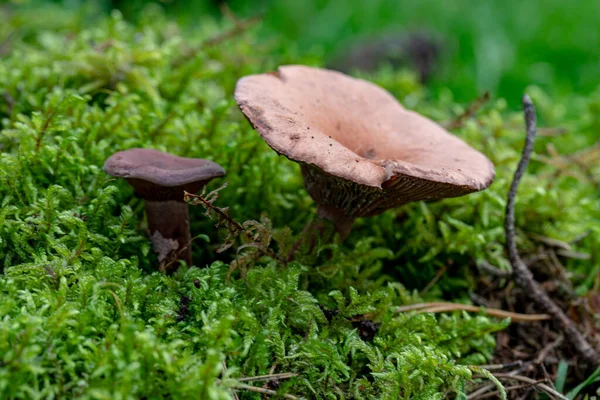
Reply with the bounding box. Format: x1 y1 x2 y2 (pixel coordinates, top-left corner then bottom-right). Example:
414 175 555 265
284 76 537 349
537 127 568 137
476 361 523 371
446 91 490 130
186 186 284 270
0 31 15 56
395 302 550 322
237 372 298 382
173 12 261 68
261 362 280 391
35 107 57 152
469 380 548 400
568 153 600 190
484 373 568 400
287 216 315 263
201 15 261 50
162 233 209 272
3 91 14 117
185 188 244 233
569 230 591 244
466 383 496 400
476 260 512 278
230 383 298 399
420 264 448 295
504 95 599 367
149 110 177 140
219 3 240 24
221 361 240 400
534 334 563 364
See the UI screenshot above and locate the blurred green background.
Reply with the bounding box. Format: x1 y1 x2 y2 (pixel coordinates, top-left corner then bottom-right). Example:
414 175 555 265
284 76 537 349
5 0 600 106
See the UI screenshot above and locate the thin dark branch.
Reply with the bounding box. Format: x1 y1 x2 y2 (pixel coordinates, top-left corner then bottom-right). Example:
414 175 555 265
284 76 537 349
286 216 314 263
534 334 563 364
2 91 14 117
0 31 16 56
505 95 536 249
149 110 177 140
446 91 491 130
569 230 591 244
237 372 298 382
230 383 298 399
466 383 496 399
35 108 57 152
476 260 512 278
504 94 599 367
185 190 244 232
201 15 261 49
537 127 568 137
477 361 523 371
470 380 548 400
172 14 261 68
420 264 448 294
221 361 240 400
162 233 206 272
490 373 568 400
568 154 600 190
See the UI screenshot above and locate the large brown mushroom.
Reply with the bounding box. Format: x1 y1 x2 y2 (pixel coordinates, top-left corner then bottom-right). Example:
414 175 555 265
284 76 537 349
234 65 494 239
104 148 225 271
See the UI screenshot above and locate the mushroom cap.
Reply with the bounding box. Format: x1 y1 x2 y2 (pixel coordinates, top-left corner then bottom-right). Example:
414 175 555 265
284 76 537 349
104 148 225 201
234 65 494 194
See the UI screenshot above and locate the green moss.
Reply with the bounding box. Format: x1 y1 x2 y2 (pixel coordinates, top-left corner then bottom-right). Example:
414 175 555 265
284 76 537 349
1 5 598 399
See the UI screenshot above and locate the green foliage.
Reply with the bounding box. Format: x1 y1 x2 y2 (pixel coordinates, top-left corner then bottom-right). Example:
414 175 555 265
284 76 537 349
565 368 600 400
251 0 600 104
65 0 600 104
1 4 599 399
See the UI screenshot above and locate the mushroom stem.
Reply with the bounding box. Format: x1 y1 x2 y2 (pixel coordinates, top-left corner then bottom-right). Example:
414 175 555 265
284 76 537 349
145 200 192 270
317 204 355 241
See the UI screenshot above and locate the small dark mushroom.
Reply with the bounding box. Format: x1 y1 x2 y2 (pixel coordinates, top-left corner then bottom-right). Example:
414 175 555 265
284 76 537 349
104 148 225 271
235 65 494 239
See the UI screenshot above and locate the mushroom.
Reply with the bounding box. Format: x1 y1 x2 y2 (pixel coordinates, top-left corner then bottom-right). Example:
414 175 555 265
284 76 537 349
104 148 225 270
234 65 494 239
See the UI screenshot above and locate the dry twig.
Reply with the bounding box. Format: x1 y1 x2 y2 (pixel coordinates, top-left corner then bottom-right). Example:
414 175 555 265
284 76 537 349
534 335 564 365
477 260 512 278
466 383 497 399
221 361 240 400
469 380 548 400
477 361 523 371
446 91 491 130
420 264 449 294
488 373 569 400
219 371 298 399
173 10 261 68
237 372 298 382
395 302 550 322
502 95 599 367
230 383 298 399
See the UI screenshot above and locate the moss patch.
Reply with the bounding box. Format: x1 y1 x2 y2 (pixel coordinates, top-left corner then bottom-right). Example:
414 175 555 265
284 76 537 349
1 5 598 399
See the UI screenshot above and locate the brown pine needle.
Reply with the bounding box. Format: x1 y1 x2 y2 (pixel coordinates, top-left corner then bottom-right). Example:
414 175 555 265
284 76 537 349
486 374 569 400
230 383 298 399
446 91 491 130
469 380 548 400
237 372 298 382
395 302 551 322
420 265 448 295
477 361 523 371
172 13 262 68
